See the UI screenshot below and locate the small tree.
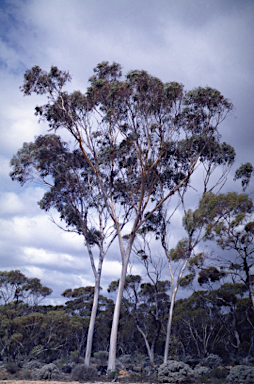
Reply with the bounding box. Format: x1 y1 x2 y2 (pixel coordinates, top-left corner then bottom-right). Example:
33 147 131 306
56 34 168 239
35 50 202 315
195 192 254 309
0 270 52 309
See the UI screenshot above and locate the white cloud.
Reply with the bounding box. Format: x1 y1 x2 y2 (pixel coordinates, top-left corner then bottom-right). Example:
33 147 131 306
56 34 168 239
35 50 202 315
22 246 75 268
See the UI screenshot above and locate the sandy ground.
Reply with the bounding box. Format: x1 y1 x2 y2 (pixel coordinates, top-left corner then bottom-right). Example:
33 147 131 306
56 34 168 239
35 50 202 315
0 381 163 384
0 382 123 384
0 382 158 384
0 382 82 384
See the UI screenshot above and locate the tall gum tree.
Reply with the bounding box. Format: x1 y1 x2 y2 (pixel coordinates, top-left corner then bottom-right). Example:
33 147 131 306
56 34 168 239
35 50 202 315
18 62 234 370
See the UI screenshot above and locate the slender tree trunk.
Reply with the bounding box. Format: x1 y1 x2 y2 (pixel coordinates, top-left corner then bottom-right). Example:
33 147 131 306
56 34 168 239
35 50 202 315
164 288 177 363
82 217 105 367
107 257 129 371
136 324 155 364
164 256 189 364
84 277 100 366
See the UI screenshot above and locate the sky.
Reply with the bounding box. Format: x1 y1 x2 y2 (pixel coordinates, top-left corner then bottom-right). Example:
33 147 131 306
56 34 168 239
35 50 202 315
0 0 254 305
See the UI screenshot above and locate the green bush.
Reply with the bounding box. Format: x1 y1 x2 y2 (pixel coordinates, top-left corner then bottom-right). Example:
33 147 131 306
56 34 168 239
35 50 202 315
158 360 195 383
226 365 254 384
36 363 60 380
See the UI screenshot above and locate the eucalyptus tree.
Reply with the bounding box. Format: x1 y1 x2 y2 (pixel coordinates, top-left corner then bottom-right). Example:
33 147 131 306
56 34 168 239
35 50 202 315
16 62 234 370
195 192 254 309
0 270 52 309
10 134 117 366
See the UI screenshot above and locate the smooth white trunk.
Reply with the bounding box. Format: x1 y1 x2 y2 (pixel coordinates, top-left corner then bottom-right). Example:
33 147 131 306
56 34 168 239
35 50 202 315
84 279 100 366
82 217 106 367
164 257 188 364
164 288 177 363
107 258 129 371
136 324 155 364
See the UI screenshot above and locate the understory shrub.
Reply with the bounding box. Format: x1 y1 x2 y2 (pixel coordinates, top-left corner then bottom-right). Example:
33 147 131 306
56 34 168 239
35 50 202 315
194 364 210 376
61 361 75 373
36 363 60 380
158 360 195 383
226 365 254 384
23 360 43 370
203 354 222 368
5 362 19 374
71 364 97 381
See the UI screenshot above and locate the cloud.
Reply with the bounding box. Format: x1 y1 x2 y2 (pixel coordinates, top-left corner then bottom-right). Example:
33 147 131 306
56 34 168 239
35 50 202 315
0 0 254 305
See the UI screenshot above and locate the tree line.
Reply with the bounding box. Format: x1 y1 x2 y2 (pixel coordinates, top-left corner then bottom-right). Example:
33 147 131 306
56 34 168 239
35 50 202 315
0 269 253 365
9 61 254 370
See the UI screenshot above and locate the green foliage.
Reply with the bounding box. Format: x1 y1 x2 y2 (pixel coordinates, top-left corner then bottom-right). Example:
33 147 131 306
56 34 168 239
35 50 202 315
170 239 189 261
179 273 195 287
194 191 254 309
0 270 253 364
234 162 254 191
196 192 253 236
15 62 236 220
198 267 225 285
0 270 52 307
